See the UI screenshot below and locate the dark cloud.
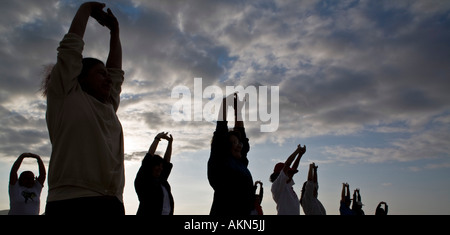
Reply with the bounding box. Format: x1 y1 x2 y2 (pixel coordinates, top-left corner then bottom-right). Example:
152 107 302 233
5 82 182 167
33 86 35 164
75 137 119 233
1 0 449 164
0 105 50 159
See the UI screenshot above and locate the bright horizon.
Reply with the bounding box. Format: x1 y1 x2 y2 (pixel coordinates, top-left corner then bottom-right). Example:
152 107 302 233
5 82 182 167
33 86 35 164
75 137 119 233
1 0 450 215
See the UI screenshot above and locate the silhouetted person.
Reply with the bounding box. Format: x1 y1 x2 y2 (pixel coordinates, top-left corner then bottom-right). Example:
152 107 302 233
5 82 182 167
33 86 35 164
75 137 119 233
300 162 326 215
9 153 46 215
340 183 355 215
352 188 365 215
43 2 125 215
375 201 388 215
135 132 174 215
270 144 305 215
208 93 255 215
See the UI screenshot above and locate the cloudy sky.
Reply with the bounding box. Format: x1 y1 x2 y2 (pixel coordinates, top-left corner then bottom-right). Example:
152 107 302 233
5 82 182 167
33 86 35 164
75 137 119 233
1 0 450 215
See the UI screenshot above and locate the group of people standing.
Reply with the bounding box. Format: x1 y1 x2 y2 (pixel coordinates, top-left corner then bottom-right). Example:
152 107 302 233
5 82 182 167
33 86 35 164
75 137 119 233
339 183 388 216
7 2 388 216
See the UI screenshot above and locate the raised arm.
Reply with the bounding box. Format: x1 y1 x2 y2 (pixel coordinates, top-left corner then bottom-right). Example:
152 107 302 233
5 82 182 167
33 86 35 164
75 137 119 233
104 8 122 69
313 163 318 183
162 134 173 163
283 144 305 174
9 153 45 186
291 145 305 172
9 154 26 185
148 132 167 156
341 183 347 202
234 93 245 128
34 154 46 186
307 163 314 181
356 189 362 202
148 132 173 163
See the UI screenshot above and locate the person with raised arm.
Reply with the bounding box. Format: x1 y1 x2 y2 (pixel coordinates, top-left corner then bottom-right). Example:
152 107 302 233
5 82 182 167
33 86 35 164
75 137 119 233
375 201 388 215
43 2 125 215
270 144 306 215
208 93 255 215
135 132 175 215
339 183 355 215
300 162 326 215
9 153 46 215
352 188 365 215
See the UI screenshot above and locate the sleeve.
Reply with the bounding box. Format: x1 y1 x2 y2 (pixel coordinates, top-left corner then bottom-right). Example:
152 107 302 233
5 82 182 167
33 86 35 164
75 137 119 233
271 171 288 202
208 121 229 189
160 162 173 181
210 121 229 159
135 153 152 200
47 33 85 97
107 68 124 112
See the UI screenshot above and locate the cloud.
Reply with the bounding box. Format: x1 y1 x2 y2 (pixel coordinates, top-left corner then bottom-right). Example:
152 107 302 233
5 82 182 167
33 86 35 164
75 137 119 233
0 0 449 168
320 113 450 165
0 102 50 160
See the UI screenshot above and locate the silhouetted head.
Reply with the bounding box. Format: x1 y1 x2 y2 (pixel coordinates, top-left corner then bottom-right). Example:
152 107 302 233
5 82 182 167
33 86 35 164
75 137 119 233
78 58 112 103
228 131 243 160
144 154 164 178
41 58 111 102
270 162 298 183
270 162 284 182
18 171 35 188
376 207 386 216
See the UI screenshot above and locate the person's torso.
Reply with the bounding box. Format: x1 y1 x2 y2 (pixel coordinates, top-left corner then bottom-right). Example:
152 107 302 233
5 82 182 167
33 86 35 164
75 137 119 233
47 89 124 202
9 183 42 215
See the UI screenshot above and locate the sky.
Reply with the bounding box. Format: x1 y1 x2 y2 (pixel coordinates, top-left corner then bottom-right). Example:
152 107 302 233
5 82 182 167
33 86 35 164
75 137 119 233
0 0 450 215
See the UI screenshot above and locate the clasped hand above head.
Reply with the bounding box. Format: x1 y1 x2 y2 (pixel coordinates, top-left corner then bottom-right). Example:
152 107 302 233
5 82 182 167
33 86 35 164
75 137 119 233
88 2 119 31
155 132 173 143
296 144 306 155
